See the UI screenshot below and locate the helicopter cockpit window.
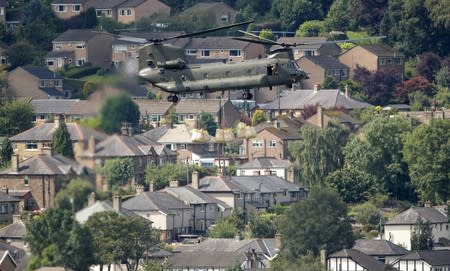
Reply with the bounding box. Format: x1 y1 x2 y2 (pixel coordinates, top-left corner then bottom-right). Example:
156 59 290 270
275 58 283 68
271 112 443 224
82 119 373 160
204 73 208 79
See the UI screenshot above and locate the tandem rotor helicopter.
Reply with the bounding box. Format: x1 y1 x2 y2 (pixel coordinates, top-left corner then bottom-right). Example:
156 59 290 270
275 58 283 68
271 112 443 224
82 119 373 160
137 21 382 103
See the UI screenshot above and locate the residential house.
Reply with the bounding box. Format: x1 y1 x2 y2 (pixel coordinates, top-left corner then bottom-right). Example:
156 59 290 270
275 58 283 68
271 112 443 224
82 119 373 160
306 106 361 131
167 238 279 270
273 37 341 60
174 99 241 128
0 218 27 249
51 0 85 20
183 37 265 63
122 190 192 242
0 190 20 223
243 118 303 160
297 55 350 89
164 178 232 234
48 29 115 70
327 249 396 271
6 66 72 99
31 99 82 125
259 86 372 119
135 100 173 128
352 239 408 264
383 205 450 250
115 0 170 24
391 250 450 271
0 250 16 271
0 44 7 66
0 240 26 269
196 175 307 212
140 124 219 165
78 133 174 190
112 36 147 70
236 157 294 182
9 120 107 161
0 154 90 209
75 193 138 224
181 2 237 25
338 44 405 80
0 0 6 25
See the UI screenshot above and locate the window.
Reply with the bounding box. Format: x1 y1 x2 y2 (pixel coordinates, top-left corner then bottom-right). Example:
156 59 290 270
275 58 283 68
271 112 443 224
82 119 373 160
76 43 85 49
179 144 187 150
127 9 131 15
26 142 38 150
76 59 85 66
304 50 314 56
0 7 4 16
56 5 65 12
170 144 177 151
151 114 160 122
252 140 263 148
269 140 276 148
54 80 61 87
55 43 62 50
120 9 125 16
230 50 241 57
24 176 29 186
0 204 8 214
185 49 197 55
188 114 195 120
73 5 80 11
201 50 210 57
42 142 52 148
47 60 54 66
379 58 386 65
178 115 184 122
220 15 228 22
39 80 45 87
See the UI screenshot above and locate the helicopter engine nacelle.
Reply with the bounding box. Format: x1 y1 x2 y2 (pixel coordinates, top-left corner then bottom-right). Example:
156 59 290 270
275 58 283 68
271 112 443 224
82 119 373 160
157 58 186 69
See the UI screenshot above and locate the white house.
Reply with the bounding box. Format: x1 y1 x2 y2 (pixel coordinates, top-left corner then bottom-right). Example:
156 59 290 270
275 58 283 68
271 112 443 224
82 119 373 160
327 249 394 271
391 250 450 271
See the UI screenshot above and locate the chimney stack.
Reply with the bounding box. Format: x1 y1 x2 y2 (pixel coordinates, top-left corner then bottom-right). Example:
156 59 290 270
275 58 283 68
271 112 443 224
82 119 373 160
88 192 96 206
192 171 199 190
149 181 155 192
275 232 281 250
313 83 320 92
13 214 21 224
169 180 179 188
136 184 144 195
11 154 19 173
1 186 8 194
345 84 349 97
263 169 271 176
88 136 96 154
113 193 122 212
317 105 324 128
424 200 432 208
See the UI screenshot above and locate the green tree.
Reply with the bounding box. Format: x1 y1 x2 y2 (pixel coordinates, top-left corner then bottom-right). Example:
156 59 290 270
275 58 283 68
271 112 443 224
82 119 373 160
97 16 126 33
352 201 381 230
251 109 267 126
435 87 450 108
163 107 177 125
208 218 238 238
51 121 74 158
271 252 323 271
322 76 338 89
249 213 277 238
198 111 218 136
21 0 58 49
324 0 358 31
424 0 450 29
82 7 98 28
435 66 450 89
55 179 95 211
295 20 326 37
0 137 13 167
64 223 96 271
82 81 97 98
404 119 450 203
259 28 275 40
101 158 136 187
99 93 140 134
409 91 432 111
5 41 36 70
0 98 34 136
281 188 354 258
289 122 350 187
145 163 211 190
410 217 434 251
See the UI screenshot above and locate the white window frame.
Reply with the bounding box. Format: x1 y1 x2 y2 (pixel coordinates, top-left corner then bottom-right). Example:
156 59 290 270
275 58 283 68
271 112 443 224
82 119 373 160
26 141 38 150
56 5 66 12
201 50 210 57
73 5 81 12
229 49 241 57
185 49 197 55
269 140 276 148
252 140 263 148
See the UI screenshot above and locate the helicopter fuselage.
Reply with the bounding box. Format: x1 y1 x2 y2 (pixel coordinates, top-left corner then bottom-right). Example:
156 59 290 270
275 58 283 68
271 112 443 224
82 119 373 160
138 56 307 94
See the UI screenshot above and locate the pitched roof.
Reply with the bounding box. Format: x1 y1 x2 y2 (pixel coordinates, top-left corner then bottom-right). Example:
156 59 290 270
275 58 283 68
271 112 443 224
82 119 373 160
139 126 170 142
21 66 63 80
353 239 408 257
359 44 404 57
0 221 26 239
394 250 450 266
122 191 190 214
237 158 291 169
31 99 80 114
0 192 20 203
0 154 87 176
307 109 361 127
113 36 147 46
0 240 26 262
118 0 148 8
9 122 107 142
273 37 329 50
184 37 250 50
262 126 302 140
135 100 173 115
53 29 107 42
385 206 448 225
52 0 85 4
259 89 372 110
329 249 390 271
157 124 206 144
85 0 127 9
299 55 349 69
75 201 138 224
82 134 159 158
174 99 224 114
183 2 235 13
168 251 246 268
165 186 230 208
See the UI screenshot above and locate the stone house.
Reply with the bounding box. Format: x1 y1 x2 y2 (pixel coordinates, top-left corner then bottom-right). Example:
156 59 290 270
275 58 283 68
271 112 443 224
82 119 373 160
135 100 173 128
6 66 72 99
47 29 115 70
236 157 294 182
0 190 20 223
383 205 450 250
306 106 361 131
51 0 85 20
338 44 405 80
181 2 237 25
0 154 90 210
297 55 350 89
273 37 341 60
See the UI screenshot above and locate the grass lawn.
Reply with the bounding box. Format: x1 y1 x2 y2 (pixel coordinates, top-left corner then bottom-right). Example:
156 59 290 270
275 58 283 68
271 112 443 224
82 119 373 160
81 72 126 85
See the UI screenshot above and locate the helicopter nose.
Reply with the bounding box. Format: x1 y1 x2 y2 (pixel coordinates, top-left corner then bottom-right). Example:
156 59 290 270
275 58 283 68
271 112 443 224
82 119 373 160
138 68 151 78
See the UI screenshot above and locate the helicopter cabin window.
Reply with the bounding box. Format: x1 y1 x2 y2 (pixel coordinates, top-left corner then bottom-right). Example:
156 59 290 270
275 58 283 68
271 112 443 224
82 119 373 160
229 50 241 57
203 73 208 79
201 50 210 57
225 71 231 77
186 49 197 56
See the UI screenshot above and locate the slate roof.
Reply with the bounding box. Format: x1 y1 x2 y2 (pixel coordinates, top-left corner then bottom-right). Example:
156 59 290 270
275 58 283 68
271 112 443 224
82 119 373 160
168 251 247 269
122 191 191 214
135 100 173 116
31 99 80 114
259 89 372 110
174 99 224 114
385 207 448 225
0 240 26 263
113 36 147 46
140 126 170 142
329 249 391 271
359 44 404 57
253 116 305 133
237 158 291 169
165 186 230 207
0 154 87 176
21 66 63 80
262 126 302 140
118 0 146 8
0 221 26 239
75 201 138 224
394 250 450 266
353 239 408 257
9 122 107 142
85 0 127 9
184 37 250 50
0 192 20 203
299 55 350 69
53 29 104 42
81 134 159 158
52 0 85 4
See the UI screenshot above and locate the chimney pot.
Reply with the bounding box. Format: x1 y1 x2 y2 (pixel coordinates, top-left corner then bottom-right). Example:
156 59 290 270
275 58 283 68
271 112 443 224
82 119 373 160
136 184 144 195
88 192 96 206
192 171 199 190
169 180 179 188
149 181 155 192
113 193 122 212
313 83 321 92
88 136 96 153
11 154 19 172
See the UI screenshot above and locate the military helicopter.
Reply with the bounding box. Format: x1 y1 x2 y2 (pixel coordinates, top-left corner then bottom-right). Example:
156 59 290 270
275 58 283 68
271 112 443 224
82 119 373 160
137 22 383 103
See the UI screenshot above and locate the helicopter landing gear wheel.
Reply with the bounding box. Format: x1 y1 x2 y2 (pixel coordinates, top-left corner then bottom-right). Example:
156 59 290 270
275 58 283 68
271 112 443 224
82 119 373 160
242 91 253 100
167 95 179 103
